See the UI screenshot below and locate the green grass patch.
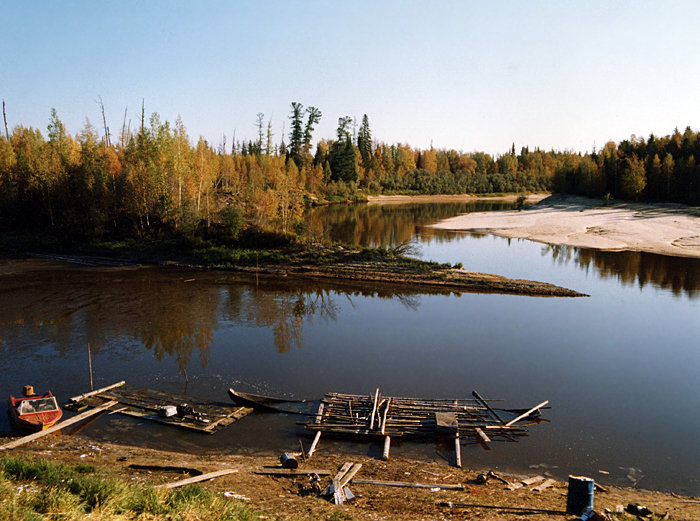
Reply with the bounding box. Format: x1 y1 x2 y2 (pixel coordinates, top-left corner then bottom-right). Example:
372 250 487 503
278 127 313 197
0 455 260 520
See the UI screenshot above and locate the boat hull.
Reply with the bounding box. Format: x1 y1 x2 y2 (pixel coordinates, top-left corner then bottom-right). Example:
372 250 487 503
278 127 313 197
8 392 63 432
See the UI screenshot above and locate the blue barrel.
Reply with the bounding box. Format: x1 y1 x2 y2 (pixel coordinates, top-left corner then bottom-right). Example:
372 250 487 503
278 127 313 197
567 475 594 514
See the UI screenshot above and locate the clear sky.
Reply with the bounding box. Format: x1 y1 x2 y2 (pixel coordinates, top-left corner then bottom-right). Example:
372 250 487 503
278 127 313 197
3 0 699 156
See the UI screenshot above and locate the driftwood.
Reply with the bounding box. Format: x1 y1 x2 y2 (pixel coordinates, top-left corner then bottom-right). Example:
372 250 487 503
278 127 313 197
254 468 331 476
157 468 238 489
352 479 464 491
0 400 118 450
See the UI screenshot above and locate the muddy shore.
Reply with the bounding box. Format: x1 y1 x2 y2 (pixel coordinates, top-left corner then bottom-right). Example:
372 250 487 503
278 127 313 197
3 435 699 521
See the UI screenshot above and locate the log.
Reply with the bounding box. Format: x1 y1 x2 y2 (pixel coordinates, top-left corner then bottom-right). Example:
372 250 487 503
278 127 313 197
471 390 505 425
157 468 238 489
504 401 549 427
369 389 379 430
307 430 322 458
254 468 331 476
0 400 118 450
380 398 391 435
475 427 491 451
382 435 391 460
352 479 464 490
454 433 462 468
70 381 126 403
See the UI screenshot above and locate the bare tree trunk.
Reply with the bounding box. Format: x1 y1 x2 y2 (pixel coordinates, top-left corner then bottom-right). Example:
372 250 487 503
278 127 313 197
98 96 110 146
2 100 8 139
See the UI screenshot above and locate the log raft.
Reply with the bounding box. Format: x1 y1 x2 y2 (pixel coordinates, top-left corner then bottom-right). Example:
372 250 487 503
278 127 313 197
302 389 547 462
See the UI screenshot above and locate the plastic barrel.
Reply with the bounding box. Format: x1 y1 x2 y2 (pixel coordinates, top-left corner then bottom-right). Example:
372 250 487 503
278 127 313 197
567 475 594 514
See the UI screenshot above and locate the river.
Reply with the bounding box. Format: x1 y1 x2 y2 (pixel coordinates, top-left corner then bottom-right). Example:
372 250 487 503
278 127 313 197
1 200 699 496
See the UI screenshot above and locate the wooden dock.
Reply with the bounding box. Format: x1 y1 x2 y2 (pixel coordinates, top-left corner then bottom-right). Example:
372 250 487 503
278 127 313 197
69 382 253 434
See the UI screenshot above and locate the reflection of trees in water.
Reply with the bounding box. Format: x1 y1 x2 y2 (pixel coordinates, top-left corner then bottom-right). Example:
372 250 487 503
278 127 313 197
0 266 428 371
305 201 513 248
542 245 700 298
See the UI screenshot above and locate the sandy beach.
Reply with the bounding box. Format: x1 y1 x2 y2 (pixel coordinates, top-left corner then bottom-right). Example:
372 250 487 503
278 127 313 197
431 195 700 259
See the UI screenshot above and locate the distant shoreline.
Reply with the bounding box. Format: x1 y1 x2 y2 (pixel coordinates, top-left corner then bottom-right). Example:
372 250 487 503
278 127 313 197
367 193 548 205
431 194 700 259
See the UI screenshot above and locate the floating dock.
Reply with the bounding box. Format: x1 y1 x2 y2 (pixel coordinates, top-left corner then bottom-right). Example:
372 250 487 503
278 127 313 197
68 382 253 434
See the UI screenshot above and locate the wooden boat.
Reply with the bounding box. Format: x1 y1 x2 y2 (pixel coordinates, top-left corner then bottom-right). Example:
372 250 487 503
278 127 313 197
228 388 303 409
8 390 63 432
227 388 312 415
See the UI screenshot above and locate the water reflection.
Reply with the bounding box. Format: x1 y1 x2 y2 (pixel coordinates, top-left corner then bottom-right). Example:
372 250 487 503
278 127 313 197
542 245 700 297
0 263 430 372
308 201 700 298
305 201 513 247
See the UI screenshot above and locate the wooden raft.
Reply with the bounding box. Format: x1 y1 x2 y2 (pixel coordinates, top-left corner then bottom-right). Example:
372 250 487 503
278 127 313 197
70 383 253 434
303 389 547 446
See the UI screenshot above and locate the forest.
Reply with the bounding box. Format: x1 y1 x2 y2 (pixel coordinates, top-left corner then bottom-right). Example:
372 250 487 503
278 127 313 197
1 100 699 241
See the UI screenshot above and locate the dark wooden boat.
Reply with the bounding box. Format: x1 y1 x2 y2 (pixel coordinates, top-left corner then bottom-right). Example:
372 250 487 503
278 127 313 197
227 388 313 415
8 391 63 432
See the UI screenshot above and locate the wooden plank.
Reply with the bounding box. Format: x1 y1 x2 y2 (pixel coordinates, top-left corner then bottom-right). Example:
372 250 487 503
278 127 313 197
435 412 459 434
532 478 557 491
0 400 118 450
352 479 464 490
338 463 362 489
157 468 238 489
506 475 545 490
333 462 353 482
70 381 126 403
504 401 549 427
307 430 322 458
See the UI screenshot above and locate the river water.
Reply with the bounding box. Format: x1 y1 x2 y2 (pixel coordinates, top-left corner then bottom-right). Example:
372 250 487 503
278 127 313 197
1 200 699 496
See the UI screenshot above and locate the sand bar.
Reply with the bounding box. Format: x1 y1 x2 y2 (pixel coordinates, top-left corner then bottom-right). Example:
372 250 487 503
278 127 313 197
431 195 700 259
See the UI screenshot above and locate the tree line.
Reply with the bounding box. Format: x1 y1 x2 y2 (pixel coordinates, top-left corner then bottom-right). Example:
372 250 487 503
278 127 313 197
1 100 698 239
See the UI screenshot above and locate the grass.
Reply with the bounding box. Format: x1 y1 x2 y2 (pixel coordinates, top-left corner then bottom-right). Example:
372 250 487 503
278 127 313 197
0 455 260 521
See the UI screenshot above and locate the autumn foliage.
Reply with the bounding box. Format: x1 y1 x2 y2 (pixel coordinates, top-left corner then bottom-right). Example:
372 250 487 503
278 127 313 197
1 104 698 240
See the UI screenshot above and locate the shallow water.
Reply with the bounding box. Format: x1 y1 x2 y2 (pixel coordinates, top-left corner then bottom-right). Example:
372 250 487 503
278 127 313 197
1 201 699 496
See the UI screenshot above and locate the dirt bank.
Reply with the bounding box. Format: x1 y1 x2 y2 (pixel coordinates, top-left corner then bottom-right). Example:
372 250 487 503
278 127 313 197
432 195 700 259
4 435 699 521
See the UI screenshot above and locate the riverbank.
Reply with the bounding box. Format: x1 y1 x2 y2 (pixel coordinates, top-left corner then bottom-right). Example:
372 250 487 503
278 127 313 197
4 434 699 521
367 193 548 205
0 241 588 297
432 195 700 259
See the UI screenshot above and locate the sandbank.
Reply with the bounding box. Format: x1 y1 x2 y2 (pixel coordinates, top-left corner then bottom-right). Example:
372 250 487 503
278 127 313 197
431 195 700 259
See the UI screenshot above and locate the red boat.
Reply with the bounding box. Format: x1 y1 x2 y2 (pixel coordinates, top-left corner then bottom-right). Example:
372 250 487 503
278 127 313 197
8 387 63 432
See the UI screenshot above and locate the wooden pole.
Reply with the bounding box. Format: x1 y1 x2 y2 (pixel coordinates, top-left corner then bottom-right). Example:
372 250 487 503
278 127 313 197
70 381 126 403
504 400 549 427
382 435 391 460
472 390 505 424
87 343 93 391
307 430 322 458
0 400 118 450
454 433 462 468
369 388 379 430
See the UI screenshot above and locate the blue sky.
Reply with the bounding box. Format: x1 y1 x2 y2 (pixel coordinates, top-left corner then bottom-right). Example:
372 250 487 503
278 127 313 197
3 0 699 155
